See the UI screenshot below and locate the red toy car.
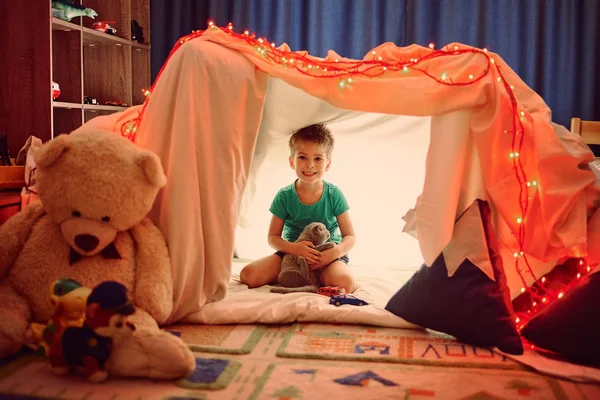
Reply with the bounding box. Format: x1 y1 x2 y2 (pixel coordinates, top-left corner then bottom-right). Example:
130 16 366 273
318 286 346 297
91 21 117 35
104 100 128 107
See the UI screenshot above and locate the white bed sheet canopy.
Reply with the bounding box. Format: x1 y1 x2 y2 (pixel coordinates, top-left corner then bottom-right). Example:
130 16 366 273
82 26 599 324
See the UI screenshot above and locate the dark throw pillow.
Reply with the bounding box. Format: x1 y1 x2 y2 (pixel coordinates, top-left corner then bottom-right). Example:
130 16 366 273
385 200 524 355
521 271 600 367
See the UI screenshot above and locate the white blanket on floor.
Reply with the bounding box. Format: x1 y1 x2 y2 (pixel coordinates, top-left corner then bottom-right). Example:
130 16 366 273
181 264 418 328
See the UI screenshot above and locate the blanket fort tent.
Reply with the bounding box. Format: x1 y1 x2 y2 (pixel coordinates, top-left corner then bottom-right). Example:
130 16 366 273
82 22 600 329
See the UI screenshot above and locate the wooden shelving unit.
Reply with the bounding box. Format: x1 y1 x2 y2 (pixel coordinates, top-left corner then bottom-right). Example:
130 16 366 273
0 0 150 157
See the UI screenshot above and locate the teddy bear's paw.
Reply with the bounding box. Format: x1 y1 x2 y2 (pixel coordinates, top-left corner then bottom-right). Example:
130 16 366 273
87 370 109 383
0 329 25 358
51 366 71 376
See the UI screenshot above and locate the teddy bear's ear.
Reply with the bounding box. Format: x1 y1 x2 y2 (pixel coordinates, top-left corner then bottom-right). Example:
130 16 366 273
135 150 167 188
35 134 70 168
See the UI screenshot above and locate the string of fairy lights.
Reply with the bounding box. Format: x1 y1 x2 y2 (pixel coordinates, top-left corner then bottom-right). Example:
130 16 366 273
121 22 593 333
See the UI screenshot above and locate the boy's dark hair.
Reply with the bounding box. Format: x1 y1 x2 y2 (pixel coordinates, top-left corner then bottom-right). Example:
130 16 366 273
289 123 334 157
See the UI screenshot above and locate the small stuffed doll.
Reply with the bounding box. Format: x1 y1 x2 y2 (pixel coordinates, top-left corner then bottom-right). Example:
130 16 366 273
270 222 334 294
50 281 196 383
50 280 136 383
29 278 91 356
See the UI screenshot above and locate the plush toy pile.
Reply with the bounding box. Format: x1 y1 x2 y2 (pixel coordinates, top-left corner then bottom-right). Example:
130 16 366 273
0 128 173 359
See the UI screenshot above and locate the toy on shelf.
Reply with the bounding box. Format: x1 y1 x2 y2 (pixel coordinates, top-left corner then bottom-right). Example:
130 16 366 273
329 293 369 307
51 81 61 100
51 1 98 22
105 100 128 107
28 279 91 356
50 281 196 383
91 21 117 35
131 19 145 44
318 286 346 297
83 96 98 105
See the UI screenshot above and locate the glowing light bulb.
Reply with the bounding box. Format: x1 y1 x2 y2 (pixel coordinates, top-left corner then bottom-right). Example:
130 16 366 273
258 38 264 44
533 301 537 306
271 42 275 47
515 317 520 323
520 111 525 117
483 48 488 52
454 45 459 50
339 81 346 88
577 273 581 278
371 51 376 55
208 20 214 27
558 292 564 299
244 30 249 35
510 85 515 90
516 217 523 224
520 287 525 293
377 56 382 61
490 58 495 64
514 252 519 258
542 298 547 303
580 260 584 265
587 266 591 272
382 67 387 71
468 74 474 80
335 59 339 62
440 72 448 81
308 65 313 69
429 43 435 49
347 78 353 83
403 66 408 72
541 277 546 283
497 77 502 82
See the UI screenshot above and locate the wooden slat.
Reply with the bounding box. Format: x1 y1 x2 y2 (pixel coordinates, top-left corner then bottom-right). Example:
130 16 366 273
84 43 132 106
571 117 600 145
52 30 82 104
53 108 83 136
0 0 52 157
132 47 150 105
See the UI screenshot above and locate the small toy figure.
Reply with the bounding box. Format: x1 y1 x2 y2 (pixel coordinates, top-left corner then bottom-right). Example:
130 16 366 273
51 1 98 22
83 96 98 105
29 278 91 356
51 81 61 100
131 19 145 44
50 281 136 383
91 21 117 35
329 293 368 307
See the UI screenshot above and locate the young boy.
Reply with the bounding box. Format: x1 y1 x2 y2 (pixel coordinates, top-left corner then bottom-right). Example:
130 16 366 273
239 123 356 293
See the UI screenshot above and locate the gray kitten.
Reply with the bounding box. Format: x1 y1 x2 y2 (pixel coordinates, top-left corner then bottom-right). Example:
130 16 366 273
270 222 334 294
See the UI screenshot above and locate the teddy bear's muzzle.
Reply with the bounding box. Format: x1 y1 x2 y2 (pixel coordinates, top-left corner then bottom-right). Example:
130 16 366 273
61 217 118 256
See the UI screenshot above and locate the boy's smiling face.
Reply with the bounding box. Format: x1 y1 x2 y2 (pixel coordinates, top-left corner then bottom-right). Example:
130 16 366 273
289 140 331 185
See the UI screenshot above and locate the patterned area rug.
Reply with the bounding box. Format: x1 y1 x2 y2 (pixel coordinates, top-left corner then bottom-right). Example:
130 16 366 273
0 323 598 400
276 323 522 369
165 324 267 354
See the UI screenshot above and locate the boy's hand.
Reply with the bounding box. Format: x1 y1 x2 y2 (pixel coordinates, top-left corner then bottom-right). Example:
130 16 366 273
292 241 323 265
309 247 339 271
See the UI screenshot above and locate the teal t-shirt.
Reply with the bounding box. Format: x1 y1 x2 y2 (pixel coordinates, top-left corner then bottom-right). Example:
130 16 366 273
269 180 349 244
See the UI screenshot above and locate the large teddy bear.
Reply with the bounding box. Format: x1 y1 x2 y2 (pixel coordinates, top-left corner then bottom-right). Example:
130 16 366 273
0 128 173 358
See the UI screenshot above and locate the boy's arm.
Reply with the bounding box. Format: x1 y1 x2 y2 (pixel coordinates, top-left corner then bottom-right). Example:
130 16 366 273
267 215 293 253
333 211 356 257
